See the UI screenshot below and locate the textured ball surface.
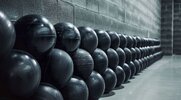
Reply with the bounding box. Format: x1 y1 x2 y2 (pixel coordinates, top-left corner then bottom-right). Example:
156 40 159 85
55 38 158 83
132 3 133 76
78 27 98 54
0 50 41 97
61 76 89 100
0 11 16 59
71 49 94 79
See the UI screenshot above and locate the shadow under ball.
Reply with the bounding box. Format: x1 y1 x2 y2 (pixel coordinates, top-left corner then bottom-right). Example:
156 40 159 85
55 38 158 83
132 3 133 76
94 29 111 51
102 68 117 94
0 11 16 60
92 48 108 74
116 47 126 67
30 83 64 100
85 71 105 100
106 48 119 70
0 50 41 97
41 49 74 89
78 27 98 54
71 48 94 80
61 76 89 100
107 31 120 49
14 14 56 59
54 22 81 52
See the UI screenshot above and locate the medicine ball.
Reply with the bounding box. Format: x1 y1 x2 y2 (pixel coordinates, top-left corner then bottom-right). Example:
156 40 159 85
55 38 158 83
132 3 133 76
78 27 98 54
122 63 131 83
107 31 120 49
54 22 81 52
140 47 144 58
124 48 132 63
135 47 141 59
143 57 147 69
133 60 141 75
14 14 56 59
92 48 108 74
128 61 136 78
114 66 125 87
85 71 105 100
102 68 117 94
30 83 64 100
116 48 126 67
130 48 137 61
132 36 137 48
139 38 143 47
135 36 141 47
71 49 94 79
119 34 127 48
126 36 133 48
41 49 73 88
138 59 143 71
0 50 41 97
106 48 119 70
0 11 16 60
61 76 89 100
95 29 111 51
145 56 149 67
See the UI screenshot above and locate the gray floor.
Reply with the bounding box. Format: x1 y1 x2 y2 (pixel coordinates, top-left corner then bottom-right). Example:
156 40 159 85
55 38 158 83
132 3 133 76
100 56 181 100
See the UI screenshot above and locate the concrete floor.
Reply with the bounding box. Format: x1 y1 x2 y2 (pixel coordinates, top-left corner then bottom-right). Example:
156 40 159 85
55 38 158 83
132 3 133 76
100 56 181 100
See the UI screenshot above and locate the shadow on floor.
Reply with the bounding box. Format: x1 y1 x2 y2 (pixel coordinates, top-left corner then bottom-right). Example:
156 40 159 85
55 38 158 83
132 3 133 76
114 85 124 90
123 80 131 84
101 91 115 98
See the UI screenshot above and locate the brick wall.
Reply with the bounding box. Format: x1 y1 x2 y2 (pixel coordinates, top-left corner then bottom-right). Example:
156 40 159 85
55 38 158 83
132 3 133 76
0 0 161 38
161 0 181 55
161 0 173 55
173 0 181 54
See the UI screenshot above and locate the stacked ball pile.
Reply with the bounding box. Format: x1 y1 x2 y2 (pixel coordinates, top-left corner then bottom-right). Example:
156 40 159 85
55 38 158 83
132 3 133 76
0 12 163 100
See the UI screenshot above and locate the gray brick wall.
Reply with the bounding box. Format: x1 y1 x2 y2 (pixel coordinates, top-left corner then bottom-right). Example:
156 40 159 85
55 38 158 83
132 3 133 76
161 0 181 55
173 0 181 54
161 0 173 55
0 0 161 38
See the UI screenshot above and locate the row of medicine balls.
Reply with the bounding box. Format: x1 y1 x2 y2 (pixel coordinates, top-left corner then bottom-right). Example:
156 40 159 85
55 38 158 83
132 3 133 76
0 11 162 100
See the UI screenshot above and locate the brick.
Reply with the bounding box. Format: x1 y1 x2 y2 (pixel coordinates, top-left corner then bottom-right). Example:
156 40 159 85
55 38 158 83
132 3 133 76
57 1 74 23
73 0 86 8
117 6 125 22
0 0 23 21
161 0 172 4
108 2 118 18
22 0 42 15
86 0 99 12
74 6 95 28
175 0 181 3
94 14 103 29
166 4 173 11
174 3 180 9
42 0 58 24
101 15 112 30
110 20 118 32
98 0 109 15
62 0 72 3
